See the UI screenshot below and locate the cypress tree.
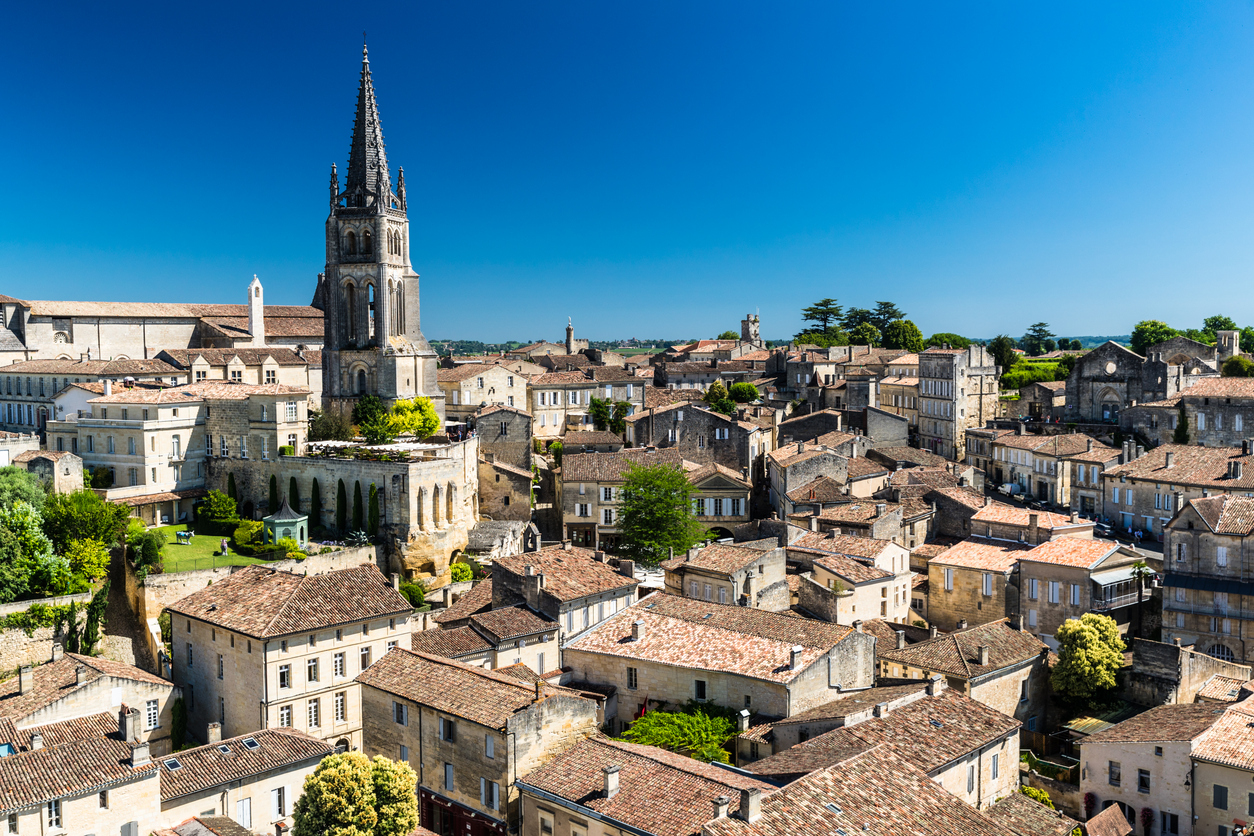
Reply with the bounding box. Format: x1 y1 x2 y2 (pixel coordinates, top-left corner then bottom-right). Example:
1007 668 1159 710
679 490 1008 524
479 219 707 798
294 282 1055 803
336 479 347 532
1173 402 1190 445
368 483 379 536
353 481 364 531
227 472 237 501
289 477 301 513
310 478 321 528
269 475 278 514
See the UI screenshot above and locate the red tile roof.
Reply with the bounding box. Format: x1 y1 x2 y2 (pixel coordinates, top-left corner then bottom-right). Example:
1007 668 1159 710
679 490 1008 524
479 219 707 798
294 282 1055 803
159 728 331 802
494 546 638 603
659 543 765 575
985 791 1079 836
560 448 684 482
432 579 494 625
1084 802 1134 836
0 726 157 813
1081 702 1224 745
0 653 171 721
929 537 1032 571
1193 701 1254 770
1188 494 1254 535
876 619 1048 679
1019 537 1123 569
409 626 492 657
1104 444 1254 490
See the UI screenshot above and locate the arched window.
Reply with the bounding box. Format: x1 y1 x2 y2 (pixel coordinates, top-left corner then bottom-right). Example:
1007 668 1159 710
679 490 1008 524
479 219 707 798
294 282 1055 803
346 231 357 255
367 284 376 341
345 284 357 342
432 485 442 526
1208 644 1236 662
396 285 404 334
356 369 367 394
446 483 455 522
254 286 260 298
363 229 372 257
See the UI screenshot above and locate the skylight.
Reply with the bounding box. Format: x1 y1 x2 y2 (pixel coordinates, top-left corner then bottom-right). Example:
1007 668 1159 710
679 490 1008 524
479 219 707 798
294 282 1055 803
825 803 842 814
242 737 260 750
163 758 183 770
218 744 230 754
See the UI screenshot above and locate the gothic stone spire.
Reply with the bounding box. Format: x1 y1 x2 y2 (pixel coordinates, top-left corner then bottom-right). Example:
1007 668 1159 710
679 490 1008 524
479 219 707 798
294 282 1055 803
345 45 391 207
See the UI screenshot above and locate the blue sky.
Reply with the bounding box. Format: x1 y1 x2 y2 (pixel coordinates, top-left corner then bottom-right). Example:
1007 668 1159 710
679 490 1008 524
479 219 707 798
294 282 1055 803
3 2 1254 343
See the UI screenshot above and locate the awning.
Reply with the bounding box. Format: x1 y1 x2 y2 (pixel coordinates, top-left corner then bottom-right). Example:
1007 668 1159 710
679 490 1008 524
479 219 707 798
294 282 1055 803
1164 573 1254 597
113 488 207 507
1091 565 1139 585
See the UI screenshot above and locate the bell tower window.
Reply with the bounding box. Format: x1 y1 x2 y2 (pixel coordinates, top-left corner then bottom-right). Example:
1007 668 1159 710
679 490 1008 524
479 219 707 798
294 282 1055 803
368 284 376 340
346 284 357 342
363 230 372 258
357 369 367 394
346 231 357 255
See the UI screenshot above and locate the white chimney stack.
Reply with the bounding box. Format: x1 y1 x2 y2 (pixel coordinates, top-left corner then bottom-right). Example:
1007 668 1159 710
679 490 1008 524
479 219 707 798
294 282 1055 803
248 275 265 347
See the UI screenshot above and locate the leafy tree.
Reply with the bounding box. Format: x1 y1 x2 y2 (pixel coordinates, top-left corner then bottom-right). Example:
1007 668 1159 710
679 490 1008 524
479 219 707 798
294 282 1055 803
389 398 441 439
367 483 379 536
1021 322 1055 356
618 704 737 763
849 322 881 347
1242 326 1254 353
269 475 279 515
308 409 354 442
1130 320 1179 355
200 490 238 526
399 581 425 608
617 463 705 565
589 398 633 433
987 335 1019 372
1043 338 1057 353
1069 339 1084 351
1202 315 1238 344
359 413 397 445
702 382 736 415
41 490 130 554
0 500 56 593
63 539 110 583
292 752 418 836
728 382 759 403
926 332 972 349
64 601 81 653
1055 353 1079 380
841 307 873 331
792 328 849 348
549 440 563 467
450 563 472 583
800 298 843 332
0 466 45 512
352 395 387 428
310 478 322 528
289 477 301 513
81 580 110 653
715 330 739 340
1020 786 1055 810
1173 402 1190 445
1223 356 1254 377
881 319 925 352
353 482 364 531
337 480 348 533
136 530 167 573
0 527 30 603
1051 613 1125 706
870 301 906 332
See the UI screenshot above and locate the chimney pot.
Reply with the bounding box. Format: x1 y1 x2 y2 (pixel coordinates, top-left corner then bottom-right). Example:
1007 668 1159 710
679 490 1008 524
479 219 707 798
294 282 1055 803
103 378 112 396
29 733 43 751
603 765 621 800
563 541 572 551
18 665 33 695
1086 438 1093 452
52 644 63 662
895 630 906 650
631 619 645 642
130 742 150 767
619 559 635 579
797 441 805 454
535 680 544 703
737 708 751 732
929 625 939 639
789 644 804 670
525 565 535 576
873 702 889 717
926 674 944 696
594 550 606 563
977 645 990 666
713 795 731 819
739 788 763 823
1174 637 1182 647
75 665 87 685
390 572 400 590
1012 615 1024 631
1071 510 1079 524
207 722 222 744
957 619 968 629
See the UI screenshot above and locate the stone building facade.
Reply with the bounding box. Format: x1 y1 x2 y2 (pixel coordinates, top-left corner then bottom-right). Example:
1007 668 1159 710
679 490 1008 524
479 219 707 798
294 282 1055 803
0 357 179 433
660 542 789 611
12 449 82 493
1123 376 1254 448
558 447 684 550
927 538 1032 631
437 363 524 423
1064 338 1228 424
318 47 443 420
624 401 773 483
917 346 1000 461
477 456 532 522
528 367 643 439
473 404 532 471
155 346 321 405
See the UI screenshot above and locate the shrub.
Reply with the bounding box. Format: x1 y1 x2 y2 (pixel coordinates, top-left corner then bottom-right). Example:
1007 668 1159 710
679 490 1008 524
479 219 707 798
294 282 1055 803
549 440 564 467
728 382 758 403
64 539 110 583
89 466 114 489
233 521 263 552
618 704 736 762
277 537 303 559
158 611 171 645
1020 785 1055 809
279 445 295 457
449 563 472 583
81 580 110 653
399 581 425 608
170 698 188 750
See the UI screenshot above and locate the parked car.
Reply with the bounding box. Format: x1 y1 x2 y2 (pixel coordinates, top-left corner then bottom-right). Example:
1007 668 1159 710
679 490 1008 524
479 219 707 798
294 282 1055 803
998 483 1022 496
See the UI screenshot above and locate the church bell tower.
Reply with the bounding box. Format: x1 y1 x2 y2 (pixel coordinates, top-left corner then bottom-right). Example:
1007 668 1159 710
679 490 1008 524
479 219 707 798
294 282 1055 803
321 46 444 420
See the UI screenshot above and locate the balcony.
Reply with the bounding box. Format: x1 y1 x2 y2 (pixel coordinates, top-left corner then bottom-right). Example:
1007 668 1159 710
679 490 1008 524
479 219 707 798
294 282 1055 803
1090 592 1141 612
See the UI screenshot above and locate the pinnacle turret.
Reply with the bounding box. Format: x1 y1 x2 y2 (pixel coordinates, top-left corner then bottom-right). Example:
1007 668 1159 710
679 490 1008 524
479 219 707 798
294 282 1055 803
344 45 392 208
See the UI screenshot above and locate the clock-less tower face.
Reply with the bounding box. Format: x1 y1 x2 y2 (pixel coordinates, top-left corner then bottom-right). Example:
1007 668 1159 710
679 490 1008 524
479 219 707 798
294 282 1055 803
320 47 443 420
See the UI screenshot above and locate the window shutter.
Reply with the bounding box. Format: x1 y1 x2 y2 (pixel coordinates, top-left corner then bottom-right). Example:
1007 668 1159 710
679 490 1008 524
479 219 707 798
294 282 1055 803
480 777 486 805
271 788 281 821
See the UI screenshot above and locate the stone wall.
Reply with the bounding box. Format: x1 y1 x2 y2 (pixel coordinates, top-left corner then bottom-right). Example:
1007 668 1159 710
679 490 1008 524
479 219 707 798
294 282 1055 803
795 574 854 623
478 457 532 522
0 592 95 672
1125 637 1252 706
1023 770 1083 820
475 407 532 470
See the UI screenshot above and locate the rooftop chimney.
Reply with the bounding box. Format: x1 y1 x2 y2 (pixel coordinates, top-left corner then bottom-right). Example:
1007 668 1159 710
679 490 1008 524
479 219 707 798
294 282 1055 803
29 733 43 751
873 702 889 717
739 788 763 823
789 645 804 670
1012 615 1024 631
52 644 63 662
1136 444 1144 459
390 572 400 590
926 674 945 696
875 503 886 516
809 515 819 532
603 765 621 800
619 559 636 579
712 796 731 819
1071 510 1079 524
18 666 33 695
120 706 138 742
103 378 112 396
895 630 906 650
1086 438 1093 452
929 625 939 639
977 645 990 666
1173 637 1182 647
1016 422 1025 436
1244 439 1253 456
535 680 544 703
957 619 968 630
524 565 535 576
594 550 607 563
207 722 222 744
631 620 645 642
75 665 87 685
737 708 751 732
563 541 572 551
852 620 863 633
130 742 150 767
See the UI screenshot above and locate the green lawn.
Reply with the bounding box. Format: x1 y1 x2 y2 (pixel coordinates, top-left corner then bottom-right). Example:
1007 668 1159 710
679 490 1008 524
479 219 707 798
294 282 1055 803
154 524 274 574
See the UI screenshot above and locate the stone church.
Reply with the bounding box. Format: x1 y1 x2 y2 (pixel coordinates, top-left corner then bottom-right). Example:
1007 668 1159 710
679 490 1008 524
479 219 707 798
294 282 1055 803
315 46 444 420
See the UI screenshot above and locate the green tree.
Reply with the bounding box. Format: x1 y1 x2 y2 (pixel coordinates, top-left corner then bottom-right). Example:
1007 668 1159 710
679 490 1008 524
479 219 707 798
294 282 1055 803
367 483 379 536
289 477 301 513
549 440 563 467
170 697 188 749
1242 326 1254 353
353 482 364 531
589 398 633 434
881 319 925 352
1202 315 1238 343
399 581 425 608
81 579 110 653
926 332 972 349
1051 613 1126 705
359 413 397 445
987 335 1019 372
292 752 417 836
0 500 56 594
308 409 354 442
352 395 387 428
269 475 279 514
1043 338 1057 353
1223 356 1254 378
728 382 758 403
618 705 737 763
310 478 322 528
800 298 843 332
200 490 238 526
617 463 705 565
1173 402 1190 444
450 563 472 583
1069 339 1084 351
1130 320 1179 355
715 330 739 340
337 480 348 533
849 322 880 347
702 382 736 415
870 302 906 332
41 490 130 554
792 328 849 348
0 466 45 512
1021 322 1055 356
1055 353 1079 380
841 307 873 331
63 539 110 583
0 527 30 603
389 398 441 439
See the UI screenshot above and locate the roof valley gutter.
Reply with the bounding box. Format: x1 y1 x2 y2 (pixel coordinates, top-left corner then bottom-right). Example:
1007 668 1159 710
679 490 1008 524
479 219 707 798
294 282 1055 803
513 783 654 836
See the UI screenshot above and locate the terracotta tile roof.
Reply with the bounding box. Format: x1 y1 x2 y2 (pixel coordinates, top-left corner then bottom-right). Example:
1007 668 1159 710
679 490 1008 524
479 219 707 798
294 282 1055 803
1067 445 1123 464
409 626 492 657
432 579 494 624
198 313 323 339
1193 701 1254 770
0 653 171 721
1019 537 1122 569
970 503 1074 529
157 348 308 367
519 736 772 836
811 553 892 584
786 476 847 504
1176 376 1254 399
561 430 624 447
814 501 898 523
88 381 309 404
659 543 765 575
566 593 854 682
927 486 987 511
498 547 636 601
995 433 1103 458
791 532 895 561
166 815 259 836
687 461 752 489
0 712 118 752
929 537 1032 571
474 403 532 419
1085 802 1135 836
12 450 76 463
740 683 928 742
357 648 581 728
856 618 933 649
985 791 1079 836
846 457 889 478
436 363 499 382
159 728 330 802
749 689 1019 780
1081 702 1225 745
166 564 411 638
560 447 683 482
709 746 1012 836
114 488 208 507
491 663 546 684
468 606 556 641
910 541 954 560
643 388 704 409
877 619 1048 679
889 467 960 489
1189 494 1254 535
0 728 157 814
1104 444 1254 489
867 446 950 469
1195 674 1249 702
1 357 180 376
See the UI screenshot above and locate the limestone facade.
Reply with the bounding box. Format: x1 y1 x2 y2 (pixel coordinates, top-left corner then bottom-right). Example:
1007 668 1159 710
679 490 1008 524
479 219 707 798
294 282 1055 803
0 430 39 466
437 364 524 422
626 402 776 483
477 455 532 522
1123 376 1254 448
12 449 83 493
473 404 533 471
528 368 643 439
0 357 179 433
917 346 1000 461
